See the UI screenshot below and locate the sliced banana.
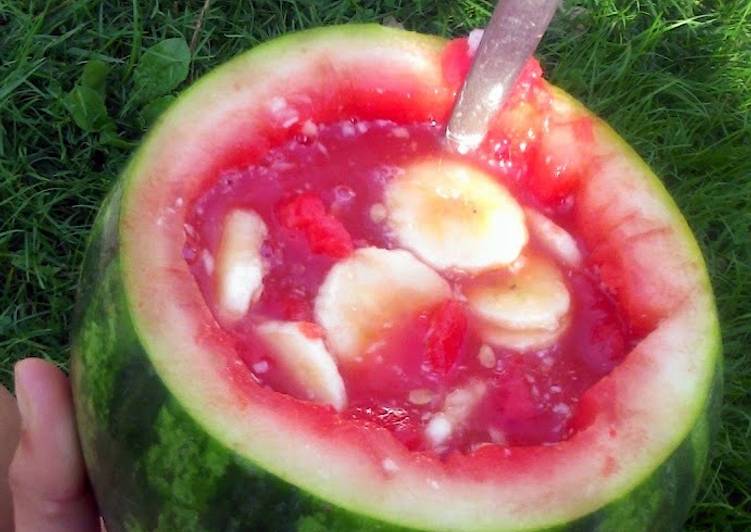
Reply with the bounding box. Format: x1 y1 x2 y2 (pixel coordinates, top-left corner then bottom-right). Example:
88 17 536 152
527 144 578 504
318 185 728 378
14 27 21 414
384 158 528 272
465 254 571 351
256 321 347 411
478 317 571 352
314 247 450 361
215 209 268 321
524 208 582 268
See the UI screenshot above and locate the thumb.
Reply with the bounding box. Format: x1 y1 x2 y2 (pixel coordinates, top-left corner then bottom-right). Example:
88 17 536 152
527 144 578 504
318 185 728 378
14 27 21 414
1 383 21 531
9 358 100 532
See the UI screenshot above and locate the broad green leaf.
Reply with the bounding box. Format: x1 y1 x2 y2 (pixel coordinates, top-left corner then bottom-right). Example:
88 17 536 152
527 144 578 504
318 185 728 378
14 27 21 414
140 95 176 128
63 85 111 132
81 59 109 95
133 38 190 102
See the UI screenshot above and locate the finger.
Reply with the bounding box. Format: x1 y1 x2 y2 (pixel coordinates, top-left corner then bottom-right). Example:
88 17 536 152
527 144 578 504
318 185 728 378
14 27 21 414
9 358 100 532
0 383 21 531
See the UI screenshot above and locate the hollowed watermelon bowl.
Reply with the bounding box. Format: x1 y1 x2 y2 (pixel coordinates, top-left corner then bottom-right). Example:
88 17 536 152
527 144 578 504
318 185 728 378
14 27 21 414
71 25 721 532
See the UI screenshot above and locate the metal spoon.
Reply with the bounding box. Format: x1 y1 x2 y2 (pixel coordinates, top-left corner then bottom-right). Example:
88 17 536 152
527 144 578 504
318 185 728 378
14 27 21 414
445 0 560 153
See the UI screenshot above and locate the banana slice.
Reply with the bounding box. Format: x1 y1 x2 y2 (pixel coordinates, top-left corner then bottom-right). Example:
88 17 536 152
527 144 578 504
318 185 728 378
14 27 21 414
524 208 582 268
216 209 268 321
384 158 528 272
314 247 451 361
465 254 571 351
479 317 571 352
256 321 347 411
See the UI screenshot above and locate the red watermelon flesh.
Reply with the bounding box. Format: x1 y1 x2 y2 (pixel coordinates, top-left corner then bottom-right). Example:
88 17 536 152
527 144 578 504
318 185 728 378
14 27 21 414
180 38 638 455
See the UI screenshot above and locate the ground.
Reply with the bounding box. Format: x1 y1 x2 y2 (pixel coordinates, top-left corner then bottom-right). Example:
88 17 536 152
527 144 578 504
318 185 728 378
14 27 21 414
0 0 748 529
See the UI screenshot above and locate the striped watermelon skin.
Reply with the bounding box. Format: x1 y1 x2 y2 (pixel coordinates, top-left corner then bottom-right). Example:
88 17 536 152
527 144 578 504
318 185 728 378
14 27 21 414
72 186 399 532
70 25 721 532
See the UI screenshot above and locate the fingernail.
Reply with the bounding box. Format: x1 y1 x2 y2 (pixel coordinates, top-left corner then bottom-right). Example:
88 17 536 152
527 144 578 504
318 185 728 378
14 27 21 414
14 362 35 434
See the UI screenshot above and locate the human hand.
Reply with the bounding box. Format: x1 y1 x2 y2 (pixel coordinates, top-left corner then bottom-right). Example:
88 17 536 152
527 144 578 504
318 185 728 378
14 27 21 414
0 379 19 531
1 358 100 531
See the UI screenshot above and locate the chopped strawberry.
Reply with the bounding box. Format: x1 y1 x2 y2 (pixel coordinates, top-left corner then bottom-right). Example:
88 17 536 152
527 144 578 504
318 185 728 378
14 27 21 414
276 193 353 258
424 300 468 375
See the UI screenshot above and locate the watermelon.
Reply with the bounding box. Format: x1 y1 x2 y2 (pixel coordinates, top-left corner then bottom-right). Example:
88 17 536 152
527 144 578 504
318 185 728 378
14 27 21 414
71 25 721 532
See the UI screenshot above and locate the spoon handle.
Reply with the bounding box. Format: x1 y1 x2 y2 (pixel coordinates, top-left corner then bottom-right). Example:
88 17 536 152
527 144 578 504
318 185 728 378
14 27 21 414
446 0 560 153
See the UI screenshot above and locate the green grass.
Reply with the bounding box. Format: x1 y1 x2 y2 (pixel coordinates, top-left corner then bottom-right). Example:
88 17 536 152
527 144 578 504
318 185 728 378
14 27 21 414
1 0 748 529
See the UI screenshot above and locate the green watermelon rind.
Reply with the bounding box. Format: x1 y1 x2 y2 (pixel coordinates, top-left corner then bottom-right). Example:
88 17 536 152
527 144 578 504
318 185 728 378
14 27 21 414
71 24 722 532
